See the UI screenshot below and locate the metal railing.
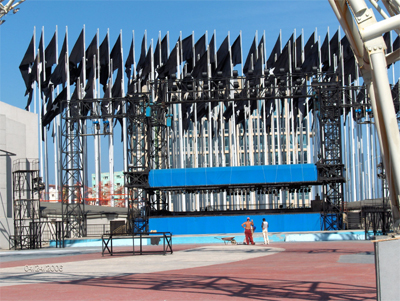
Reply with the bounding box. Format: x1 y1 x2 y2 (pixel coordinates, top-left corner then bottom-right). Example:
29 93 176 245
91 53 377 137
197 203 311 212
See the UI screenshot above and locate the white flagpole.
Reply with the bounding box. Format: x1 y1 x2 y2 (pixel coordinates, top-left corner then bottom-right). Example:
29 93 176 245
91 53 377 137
41 27 50 198
38 28 44 186
95 29 102 205
33 27 37 115
176 39 185 212
54 25 61 201
106 29 115 207
119 30 128 209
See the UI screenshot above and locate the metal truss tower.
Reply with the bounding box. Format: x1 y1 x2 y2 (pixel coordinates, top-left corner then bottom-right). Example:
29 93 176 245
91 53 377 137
125 87 169 233
61 100 86 238
12 159 42 249
313 78 345 230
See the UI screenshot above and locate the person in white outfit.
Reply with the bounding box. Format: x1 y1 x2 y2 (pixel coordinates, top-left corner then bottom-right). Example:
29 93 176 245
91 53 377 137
261 218 269 244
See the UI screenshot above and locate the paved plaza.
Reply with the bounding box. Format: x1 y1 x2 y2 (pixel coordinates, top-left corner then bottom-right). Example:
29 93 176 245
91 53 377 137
0 240 376 300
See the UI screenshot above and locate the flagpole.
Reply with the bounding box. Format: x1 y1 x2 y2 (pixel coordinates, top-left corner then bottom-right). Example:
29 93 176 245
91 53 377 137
94 39 102 207
41 27 50 198
81 25 89 206
275 30 283 208
37 28 44 187
95 29 102 205
54 25 61 201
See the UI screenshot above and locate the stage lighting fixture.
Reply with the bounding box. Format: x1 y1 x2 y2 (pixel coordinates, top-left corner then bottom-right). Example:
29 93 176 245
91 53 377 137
13 8 20 14
0 20 5 25
233 70 238 78
201 72 208 78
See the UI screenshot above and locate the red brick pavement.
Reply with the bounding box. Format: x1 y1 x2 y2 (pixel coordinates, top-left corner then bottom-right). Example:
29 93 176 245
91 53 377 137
1 241 376 300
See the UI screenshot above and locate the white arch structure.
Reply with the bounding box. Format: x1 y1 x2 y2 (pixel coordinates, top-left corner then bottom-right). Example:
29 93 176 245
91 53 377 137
329 0 400 228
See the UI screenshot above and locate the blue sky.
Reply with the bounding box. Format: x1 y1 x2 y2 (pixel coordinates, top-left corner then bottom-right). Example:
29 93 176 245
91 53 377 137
0 0 349 186
0 0 342 110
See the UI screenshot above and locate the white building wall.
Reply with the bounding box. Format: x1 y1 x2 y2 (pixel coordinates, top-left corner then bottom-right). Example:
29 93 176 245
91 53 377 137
0 101 38 249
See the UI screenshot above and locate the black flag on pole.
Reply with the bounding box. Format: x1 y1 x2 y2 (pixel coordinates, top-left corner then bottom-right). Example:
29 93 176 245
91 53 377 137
50 33 68 87
267 34 281 69
42 87 67 127
137 33 147 72
20 34 35 107
231 34 242 66
182 34 193 62
157 41 178 78
243 36 257 75
100 34 110 87
110 35 122 72
85 34 98 77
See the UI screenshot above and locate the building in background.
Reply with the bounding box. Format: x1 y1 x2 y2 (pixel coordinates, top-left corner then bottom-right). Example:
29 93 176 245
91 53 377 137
0 101 38 249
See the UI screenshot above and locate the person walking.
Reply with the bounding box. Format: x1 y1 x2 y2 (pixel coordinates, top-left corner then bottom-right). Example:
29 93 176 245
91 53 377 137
261 218 269 244
241 217 255 245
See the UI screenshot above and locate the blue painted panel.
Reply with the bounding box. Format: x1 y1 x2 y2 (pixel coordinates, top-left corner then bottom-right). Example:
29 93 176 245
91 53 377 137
149 213 321 235
149 164 318 188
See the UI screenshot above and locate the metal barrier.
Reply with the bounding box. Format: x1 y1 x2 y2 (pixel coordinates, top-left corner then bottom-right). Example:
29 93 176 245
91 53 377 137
86 224 111 236
101 232 173 256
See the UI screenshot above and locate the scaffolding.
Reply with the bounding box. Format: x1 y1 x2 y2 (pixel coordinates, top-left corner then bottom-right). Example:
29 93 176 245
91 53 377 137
12 159 42 249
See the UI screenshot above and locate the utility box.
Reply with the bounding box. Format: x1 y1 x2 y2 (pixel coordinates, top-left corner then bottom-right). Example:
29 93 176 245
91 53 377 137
374 237 400 300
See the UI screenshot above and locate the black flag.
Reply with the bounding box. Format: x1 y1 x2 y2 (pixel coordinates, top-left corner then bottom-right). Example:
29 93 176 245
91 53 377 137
85 34 98 75
243 36 257 75
110 35 122 72
191 47 208 78
157 41 178 78
100 34 110 87
231 34 242 66
302 33 318 72
50 33 68 87
125 37 134 79
321 32 329 70
20 34 35 101
267 34 281 69
161 34 169 65
186 33 206 72
42 87 67 127
137 33 147 72
182 34 193 62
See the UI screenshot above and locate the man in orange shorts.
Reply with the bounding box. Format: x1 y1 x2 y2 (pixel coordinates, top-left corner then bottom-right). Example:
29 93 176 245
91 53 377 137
241 217 255 245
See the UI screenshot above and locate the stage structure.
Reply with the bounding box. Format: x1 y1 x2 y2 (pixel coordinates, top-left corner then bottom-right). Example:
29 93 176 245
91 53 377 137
58 68 352 235
20 14 400 241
